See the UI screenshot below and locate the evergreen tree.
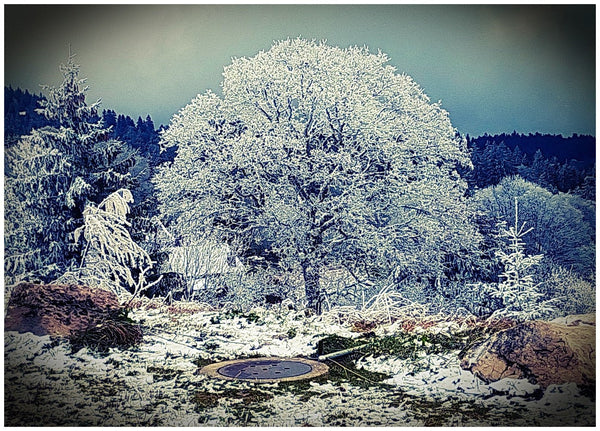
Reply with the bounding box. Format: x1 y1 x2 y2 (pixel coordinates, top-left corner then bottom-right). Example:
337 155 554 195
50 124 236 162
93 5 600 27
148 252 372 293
474 176 595 276
488 198 554 321
556 159 585 193
512 145 527 167
115 114 136 143
4 86 51 144
144 114 155 133
5 52 136 284
470 141 516 188
102 108 117 129
573 174 596 201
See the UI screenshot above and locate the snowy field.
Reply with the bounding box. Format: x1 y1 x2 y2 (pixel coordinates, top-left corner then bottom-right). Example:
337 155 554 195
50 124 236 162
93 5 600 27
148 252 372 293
4 302 596 427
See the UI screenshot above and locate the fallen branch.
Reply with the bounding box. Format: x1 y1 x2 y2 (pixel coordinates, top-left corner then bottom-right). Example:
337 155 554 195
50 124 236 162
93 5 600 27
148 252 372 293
317 343 370 362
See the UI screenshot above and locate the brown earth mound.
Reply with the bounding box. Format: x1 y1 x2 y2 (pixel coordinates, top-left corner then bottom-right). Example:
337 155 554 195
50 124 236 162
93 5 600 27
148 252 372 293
461 316 595 388
5 282 121 337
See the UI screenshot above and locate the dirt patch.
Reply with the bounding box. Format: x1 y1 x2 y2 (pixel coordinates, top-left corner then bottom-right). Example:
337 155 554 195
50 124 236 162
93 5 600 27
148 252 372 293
5 282 141 352
5 282 121 336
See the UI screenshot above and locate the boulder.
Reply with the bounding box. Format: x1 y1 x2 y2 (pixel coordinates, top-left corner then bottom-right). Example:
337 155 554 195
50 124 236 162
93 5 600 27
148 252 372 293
550 313 595 326
461 315 595 388
5 282 121 337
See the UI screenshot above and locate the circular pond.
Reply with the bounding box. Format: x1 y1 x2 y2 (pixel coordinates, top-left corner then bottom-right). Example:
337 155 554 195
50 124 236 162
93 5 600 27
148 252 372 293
200 357 329 383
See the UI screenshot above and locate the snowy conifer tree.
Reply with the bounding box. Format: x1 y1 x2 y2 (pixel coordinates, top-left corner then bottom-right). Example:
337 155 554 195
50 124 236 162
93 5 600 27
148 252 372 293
474 176 595 276
489 198 555 321
5 52 136 284
154 38 479 312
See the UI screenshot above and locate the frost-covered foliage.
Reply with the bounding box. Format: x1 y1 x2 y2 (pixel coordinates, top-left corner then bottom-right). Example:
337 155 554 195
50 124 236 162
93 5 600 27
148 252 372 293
474 176 595 276
167 242 242 280
4 53 136 284
158 240 246 303
58 189 152 298
480 199 555 321
154 38 479 312
4 135 71 282
538 265 595 316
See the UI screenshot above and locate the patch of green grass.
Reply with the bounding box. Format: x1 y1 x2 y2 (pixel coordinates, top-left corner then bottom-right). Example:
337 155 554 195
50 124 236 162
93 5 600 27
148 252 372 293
316 331 468 364
195 357 216 369
366 334 418 358
193 391 220 409
389 392 526 426
316 334 369 356
367 332 469 359
193 387 274 425
203 341 220 351
146 365 179 381
324 357 391 388
210 310 263 325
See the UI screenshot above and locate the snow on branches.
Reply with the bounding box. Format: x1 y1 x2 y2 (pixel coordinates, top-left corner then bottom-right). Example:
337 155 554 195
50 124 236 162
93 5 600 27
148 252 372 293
476 198 555 321
4 51 136 285
155 38 479 312
71 189 153 299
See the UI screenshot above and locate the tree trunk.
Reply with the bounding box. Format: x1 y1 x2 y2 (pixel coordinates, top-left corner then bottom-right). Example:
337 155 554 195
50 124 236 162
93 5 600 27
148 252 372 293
302 262 323 314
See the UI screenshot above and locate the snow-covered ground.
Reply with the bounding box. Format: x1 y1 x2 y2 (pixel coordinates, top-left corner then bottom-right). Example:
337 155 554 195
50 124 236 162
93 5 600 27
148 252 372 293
4 303 596 426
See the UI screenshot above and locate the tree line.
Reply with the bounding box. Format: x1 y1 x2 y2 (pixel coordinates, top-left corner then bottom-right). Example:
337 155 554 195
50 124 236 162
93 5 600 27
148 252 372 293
466 133 595 199
5 86 168 160
8 87 593 202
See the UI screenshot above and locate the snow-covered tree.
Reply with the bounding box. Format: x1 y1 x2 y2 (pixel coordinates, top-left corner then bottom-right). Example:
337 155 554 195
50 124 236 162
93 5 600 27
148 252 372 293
474 176 595 276
542 265 595 316
5 52 136 284
63 189 153 299
154 38 479 312
487 198 554 321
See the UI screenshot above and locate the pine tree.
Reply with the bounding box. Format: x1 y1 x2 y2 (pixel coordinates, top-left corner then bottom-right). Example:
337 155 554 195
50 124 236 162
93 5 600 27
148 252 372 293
525 149 551 189
489 198 554 321
5 52 135 284
472 141 515 188
102 109 117 129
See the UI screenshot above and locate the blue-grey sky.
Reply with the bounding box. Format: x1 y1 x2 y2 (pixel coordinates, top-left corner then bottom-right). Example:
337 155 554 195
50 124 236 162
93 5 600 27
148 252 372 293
4 4 596 136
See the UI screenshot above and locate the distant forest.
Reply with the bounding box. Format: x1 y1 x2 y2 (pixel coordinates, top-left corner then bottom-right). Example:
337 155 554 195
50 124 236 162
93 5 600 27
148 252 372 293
6 86 595 203
466 132 595 199
5 86 174 163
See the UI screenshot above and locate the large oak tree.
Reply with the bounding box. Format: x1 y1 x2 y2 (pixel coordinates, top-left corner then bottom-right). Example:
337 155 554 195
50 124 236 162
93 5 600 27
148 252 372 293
155 38 478 312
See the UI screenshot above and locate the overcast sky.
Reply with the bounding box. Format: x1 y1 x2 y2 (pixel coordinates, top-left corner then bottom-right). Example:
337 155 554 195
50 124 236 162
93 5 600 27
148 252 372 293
4 4 596 136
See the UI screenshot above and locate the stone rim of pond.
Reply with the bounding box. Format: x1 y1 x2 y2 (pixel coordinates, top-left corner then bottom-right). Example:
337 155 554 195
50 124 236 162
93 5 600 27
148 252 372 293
199 357 329 383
